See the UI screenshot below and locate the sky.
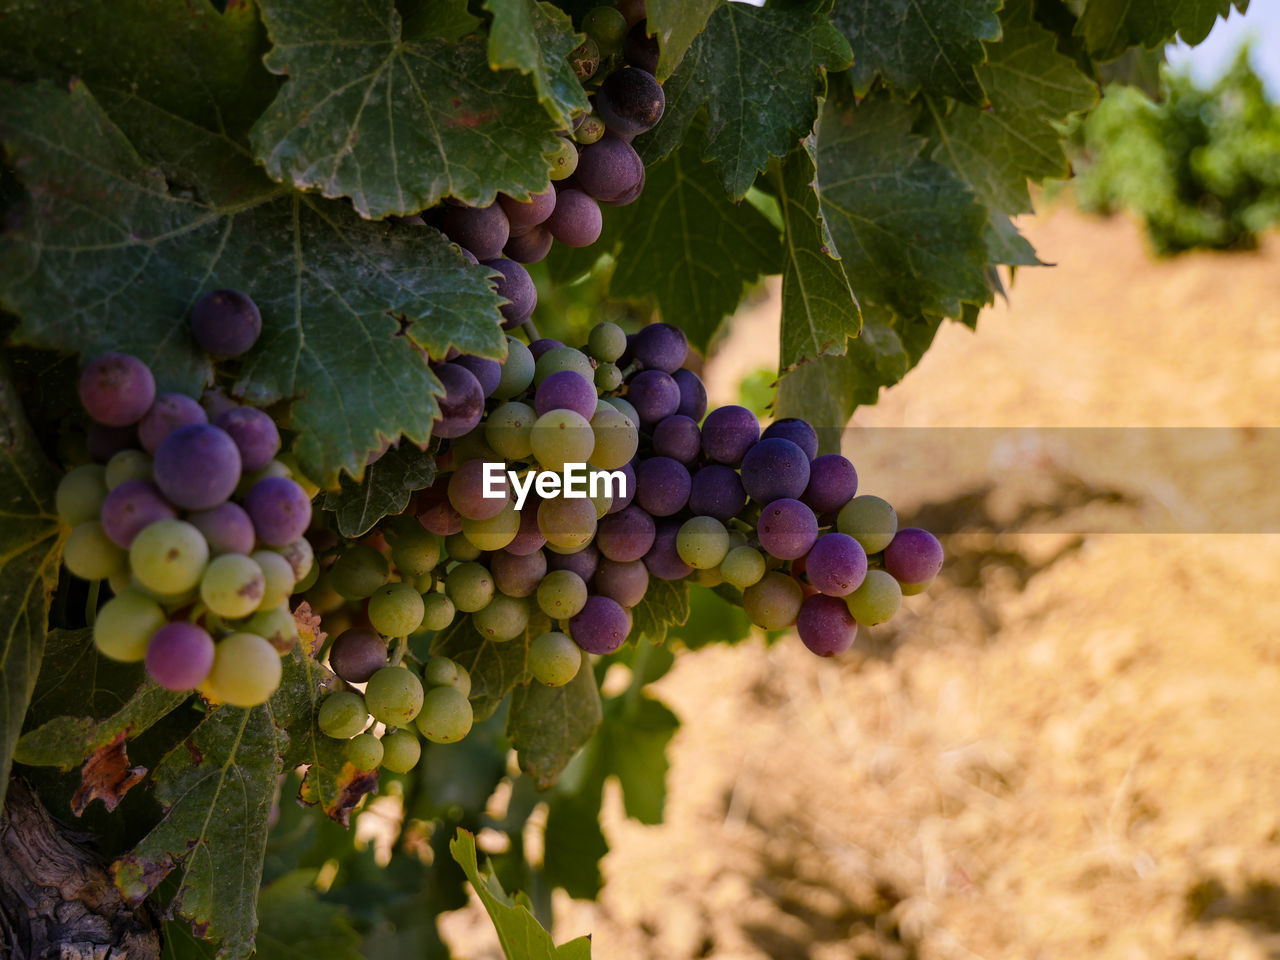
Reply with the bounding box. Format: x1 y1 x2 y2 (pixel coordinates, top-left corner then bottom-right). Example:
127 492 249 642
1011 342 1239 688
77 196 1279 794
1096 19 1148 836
1166 2 1280 95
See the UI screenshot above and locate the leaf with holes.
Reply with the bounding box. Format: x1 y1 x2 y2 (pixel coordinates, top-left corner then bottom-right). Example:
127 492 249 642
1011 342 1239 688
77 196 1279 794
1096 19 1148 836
485 0 589 128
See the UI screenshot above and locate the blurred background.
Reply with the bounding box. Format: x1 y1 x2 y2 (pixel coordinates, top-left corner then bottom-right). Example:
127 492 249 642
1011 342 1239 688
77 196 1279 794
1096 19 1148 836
436 7 1280 957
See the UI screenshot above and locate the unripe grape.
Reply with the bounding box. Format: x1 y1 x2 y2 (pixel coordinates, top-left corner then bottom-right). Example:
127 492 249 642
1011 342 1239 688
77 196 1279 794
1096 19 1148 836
208 632 283 707
246 603 300 654
676 516 729 569
380 729 422 773
65 521 127 581
742 571 804 630
536 569 588 619
94 588 167 662
485 401 536 460
446 561 494 612
721 545 766 589
423 656 472 697
129 519 208 594
364 666 425 727
421 592 457 630
347 732 384 770
844 569 902 626
200 553 266 618
415 686 473 743
589 407 638 470
330 544 389 599
251 549 296 608
368 581 426 637
493 337 535 400
588 321 627 362
446 531 483 562
105 449 154 490
529 631 582 686
318 690 369 739
461 500 521 552
56 464 108 526
836 495 898 555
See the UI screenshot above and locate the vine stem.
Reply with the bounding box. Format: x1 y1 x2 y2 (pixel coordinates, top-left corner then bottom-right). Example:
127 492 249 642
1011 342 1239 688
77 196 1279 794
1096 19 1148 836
624 640 653 713
520 317 541 342
388 635 407 667
84 579 101 627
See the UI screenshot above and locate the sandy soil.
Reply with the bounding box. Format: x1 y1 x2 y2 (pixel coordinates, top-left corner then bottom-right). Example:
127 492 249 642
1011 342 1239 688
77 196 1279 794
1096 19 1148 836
449 208 1280 959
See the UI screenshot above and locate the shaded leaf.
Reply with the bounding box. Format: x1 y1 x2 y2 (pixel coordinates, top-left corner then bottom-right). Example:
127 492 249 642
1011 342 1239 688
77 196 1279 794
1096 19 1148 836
668 584 753 651
432 614 548 720
322 445 437 538
485 0 590 128
507 664 602 789
628 576 689 645
254 870 364 960
647 0 722 81
1077 0 1249 61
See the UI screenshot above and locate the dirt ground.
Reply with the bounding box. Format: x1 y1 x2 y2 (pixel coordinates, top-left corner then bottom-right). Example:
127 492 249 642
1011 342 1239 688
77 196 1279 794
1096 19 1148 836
447 207 1280 959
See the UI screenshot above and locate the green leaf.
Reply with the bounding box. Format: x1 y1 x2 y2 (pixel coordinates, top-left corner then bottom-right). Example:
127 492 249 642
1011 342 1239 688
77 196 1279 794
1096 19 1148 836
815 94 990 323
401 0 483 42
598 695 677 823
432 614 549 720
0 355 60 811
647 0 723 81
450 830 593 960
485 0 591 128
774 141 861 372
640 1 852 199
254 870 364 960
507 664 602 789
322 445 437 538
0 82 506 488
1077 0 1249 61
250 0 565 218
628 576 689 645
831 0 1002 102
667 584 753 650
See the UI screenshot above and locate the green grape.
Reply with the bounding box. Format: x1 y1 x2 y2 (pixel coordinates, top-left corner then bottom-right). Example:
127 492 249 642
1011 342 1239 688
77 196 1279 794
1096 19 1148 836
105 450 154 490
721 546 766 589
537 495 596 552
276 537 314 582
529 631 581 687
330 544 390 599
899 577 933 596
208 632 283 707
742 571 804 630
346 732 384 771
199 553 265 619
415 686 473 744
275 452 321 499
251 549 297 608
387 523 441 579
461 500 520 552
536 569 587 619
530 409 595 472
452 424 497 464
485 401 536 460
421 592 457 630
533 346 593 385
294 559 321 593
694 566 723 588
367 581 425 637
317 690 369 739
364 666 425 726
547 137 579 181
594 362 622 392
129 519 208 594
380 728 422 773
587 320 627 363
422 656 471 697
472 594 529 641
589 407 638 470
93 588 167 662
583 5 627 52
107 567 132 596
589 480 613 519
606 396 639 429
446 561 495 613
65 521 127 581
446 531 483 562
245 603 299 653
56 464 108 527
493 337 535 400
845 569 903 625
676 516 730 569
836 495 898 554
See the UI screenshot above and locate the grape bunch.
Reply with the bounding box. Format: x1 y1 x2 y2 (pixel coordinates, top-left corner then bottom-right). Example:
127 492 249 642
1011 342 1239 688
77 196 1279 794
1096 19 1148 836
422 0 665 331
57 290 318 707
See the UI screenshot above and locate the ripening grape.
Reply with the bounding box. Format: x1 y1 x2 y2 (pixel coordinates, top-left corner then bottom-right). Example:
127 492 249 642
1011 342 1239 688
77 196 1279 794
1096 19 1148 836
575 135 645 204
145 622 216 690
537 569 588 619
485 258 538 328
244 476 312 547
883 528 944 585
432 362 485 439
275 537 314 583
624 20 659 73
56 464 108 527
536 370 598 420
318 690 369 739
105 449 153 491
245 603 298 654
618 0 646 26
187 503 255 558
504 227 554 264
486 401 536 460
757 498 819 560
593 558 649 607
79 353 156 427
473 593 529 641
701 405 759 465
208 632 283 707
94 588 168 662
530 409 595 472
199 553 266 618
762 418 819 461
634 457 690 516
803 454 858 515
347 733 384 771
672 369 708 422
491 549 547 598
643 518 692 581
190 289 262 358
538 495 597 552
588 321 627 363
461 500 520 552
446 561 495 612
631 323 688 373
589 407 638 470
836 495 898 554
676 516 730 569
138 394 207 454
129 519 209 594
741 438 810 503
330 544 390 600
381 729 422 773
899 578 934 596
546 189 602 247
152 423 241 511
844 569 902 625
101 480 178 548
626 370 680 426
448 459 509 521
652 415 700 464
742 571 804 630
529 631 582 686
328 627 388 683
368 582 426 637
568 594 629 654
421 592 457 631
499 188 557 233
443 203 510 261
546 542 599 581
493 337 536 400
251 549 296 608
596 67 665 137
688 465 747 522
415 686 473 743
796 594 858 657
721 545 766 589
215 407 280 472
365 666 425 727
452 355 502 399
805 533 868 598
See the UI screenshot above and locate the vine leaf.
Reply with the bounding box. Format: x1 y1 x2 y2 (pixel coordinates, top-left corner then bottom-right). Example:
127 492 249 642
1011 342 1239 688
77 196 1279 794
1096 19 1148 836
1077 0 1249 61
640 1 852 199
322 445 437 538
831 0 1002 103
646 0 722 81
485 0 590 128
774 141 861 372
507 665 602 789
451 830 593 959
250 0 564 218
432 614 548 720
0 82 506 489
628 577 689 645
0 357 61 812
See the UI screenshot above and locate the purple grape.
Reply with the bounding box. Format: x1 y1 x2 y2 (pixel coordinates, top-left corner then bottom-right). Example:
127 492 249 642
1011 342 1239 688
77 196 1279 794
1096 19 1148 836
200 388 239 422
599 166 645 207
762 418 819 461
137 394 208 454
596 505 655 562
631 323 687 373
701 405 759 465
652 415 700 464
452 355 502 397
244 475 313 547
757 498 818 560
188 502 256 556
529 338 565 360
190 290 262 359
443 203 510 261
624 20 659 73
101 480 178 548
153 423 242 510
606 461 636 513
417 478 463 536
87 423 139 463
805 533 868 597
802 454 858 515
634 456 690 516
505 501 547 555
618 332 636 367
146 621 216 691
618 0 646 27
672 368 707 421
594 558 649 607
568 594 630 654
79 353 156 427
626 369 680 426
535 370 598 420
575 135 645 204
484 258 537 329
796 594 858 658
546 189 602 247
447 459 509 521
882 528 944 584
740 437 810 503
432 362 485 439
643 518 692 580
596 67 665 137
546 542 600 583
688 464 747 521
504 226 554 264
328 627 388 683
492 549 547 598
498 188 557 233
214 407 280 472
